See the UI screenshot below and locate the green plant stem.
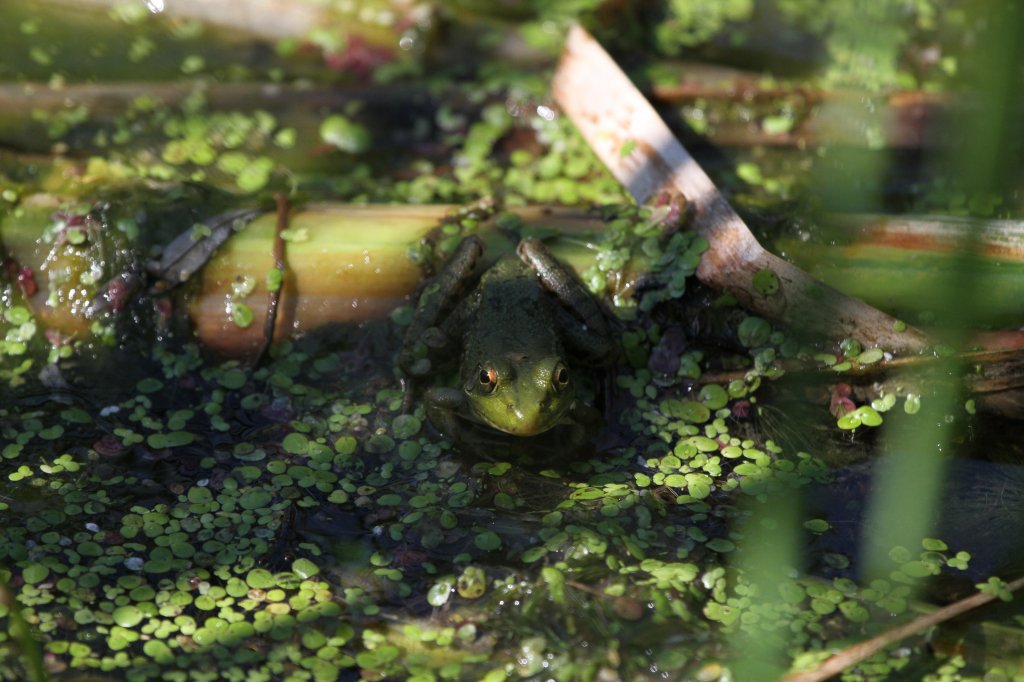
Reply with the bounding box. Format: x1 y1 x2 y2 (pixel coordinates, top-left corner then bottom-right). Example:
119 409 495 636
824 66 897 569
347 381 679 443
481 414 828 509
0 574 48 682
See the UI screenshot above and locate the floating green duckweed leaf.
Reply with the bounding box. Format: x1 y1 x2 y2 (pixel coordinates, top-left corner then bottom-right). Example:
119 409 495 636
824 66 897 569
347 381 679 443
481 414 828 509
292 558 320 579
320 115 371 153
334 436 357 456
474 531 501 551
112 605 144 628
858 406 883 426
871 393 897 412
148 431 195 449
839 338 862 357
752 268 780 295
857 348 884 365
142 639 174 664
685 473 713 499
239 488 273 510
391 415 422 439
137 377 163 394
282 433 309 455
426 577 454 607
661 399 710 423
737 317 771 347
904 394 921 414
705 538 735 553
901 560 935 578
698 384 728 410
837 405 883 430
23 563 49 584
232 303 254 329
365 434 395 453
246 568 275 589
219 368 247 389
803 519 830 533
684 436 719 453
39 425 64 440
4 306 30 325
521 547 547 563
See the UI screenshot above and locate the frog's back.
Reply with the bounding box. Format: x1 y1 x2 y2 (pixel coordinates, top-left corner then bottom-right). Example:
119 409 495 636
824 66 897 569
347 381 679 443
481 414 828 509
464 255 560 363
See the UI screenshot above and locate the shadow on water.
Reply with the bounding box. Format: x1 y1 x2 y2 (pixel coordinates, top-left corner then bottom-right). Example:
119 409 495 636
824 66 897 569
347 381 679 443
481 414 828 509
800 408 1024 593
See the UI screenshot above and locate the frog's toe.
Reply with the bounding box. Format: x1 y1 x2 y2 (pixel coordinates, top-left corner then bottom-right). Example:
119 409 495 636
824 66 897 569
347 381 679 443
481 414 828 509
423 327 448 349
399 352 432 377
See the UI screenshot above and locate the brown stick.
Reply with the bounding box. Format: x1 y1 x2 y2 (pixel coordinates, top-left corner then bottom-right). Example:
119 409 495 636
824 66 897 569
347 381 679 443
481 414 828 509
780 575 1024 682
551 25 930 354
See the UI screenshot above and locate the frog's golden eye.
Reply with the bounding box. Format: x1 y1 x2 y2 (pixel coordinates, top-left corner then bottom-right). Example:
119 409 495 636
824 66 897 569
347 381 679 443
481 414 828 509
478 366 498 393
553 364 570 392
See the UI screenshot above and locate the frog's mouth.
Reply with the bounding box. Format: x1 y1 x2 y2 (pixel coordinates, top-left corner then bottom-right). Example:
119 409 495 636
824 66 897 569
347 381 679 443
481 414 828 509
473 402 568 437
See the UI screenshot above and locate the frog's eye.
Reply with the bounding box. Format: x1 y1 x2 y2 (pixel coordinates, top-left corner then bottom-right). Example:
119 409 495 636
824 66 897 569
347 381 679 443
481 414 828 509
553 363 570 392
478 366 498 393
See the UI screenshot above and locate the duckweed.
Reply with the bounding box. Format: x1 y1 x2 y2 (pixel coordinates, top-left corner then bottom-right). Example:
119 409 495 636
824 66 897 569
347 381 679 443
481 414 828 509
0 5 1007 678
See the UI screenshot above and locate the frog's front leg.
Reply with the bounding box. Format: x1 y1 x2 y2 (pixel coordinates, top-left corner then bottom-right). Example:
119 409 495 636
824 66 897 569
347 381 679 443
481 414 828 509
400 236 485 377
424 387 469 439
517 238 615 364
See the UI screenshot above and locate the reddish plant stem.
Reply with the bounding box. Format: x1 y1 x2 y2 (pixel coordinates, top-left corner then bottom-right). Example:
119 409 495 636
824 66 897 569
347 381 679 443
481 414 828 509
258 193 288 365
781 575 1024 682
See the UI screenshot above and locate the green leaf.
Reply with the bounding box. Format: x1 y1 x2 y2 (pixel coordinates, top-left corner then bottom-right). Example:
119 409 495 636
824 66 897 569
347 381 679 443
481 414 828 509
231 303 254 329
474 531 501 551
752 268 780 295
282 433 309 455
427 578 454 606
246 568 275 589
320 115 371 153
23 563 49 584
292 558 320 579
803 518 830 533
219 368 247 390
239 489 273 510
112 605 144 628
737 317 771 347
697 384 728 410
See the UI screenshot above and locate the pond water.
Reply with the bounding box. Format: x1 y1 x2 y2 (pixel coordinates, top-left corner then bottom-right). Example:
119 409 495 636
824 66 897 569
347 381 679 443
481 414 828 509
2 2 1024 681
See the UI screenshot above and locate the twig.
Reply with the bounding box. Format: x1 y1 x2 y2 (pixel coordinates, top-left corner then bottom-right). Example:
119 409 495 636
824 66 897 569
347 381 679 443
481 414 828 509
647 65 945 149
258 193 288 364
780 575 1024 682
551 25 930 354
700 346 1024 395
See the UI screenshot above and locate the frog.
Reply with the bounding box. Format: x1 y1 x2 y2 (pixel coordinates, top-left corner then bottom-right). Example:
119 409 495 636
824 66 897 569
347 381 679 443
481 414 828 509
399 235 615 452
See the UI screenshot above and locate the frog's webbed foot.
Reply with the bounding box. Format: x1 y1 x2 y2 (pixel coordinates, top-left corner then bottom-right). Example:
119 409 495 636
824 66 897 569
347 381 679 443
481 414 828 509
399 236 485 376
552 305 616 365
517 237 615 365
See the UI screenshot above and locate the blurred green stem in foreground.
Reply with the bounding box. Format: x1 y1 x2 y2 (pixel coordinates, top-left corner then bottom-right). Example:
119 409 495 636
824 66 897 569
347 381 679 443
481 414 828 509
862 0 1024 583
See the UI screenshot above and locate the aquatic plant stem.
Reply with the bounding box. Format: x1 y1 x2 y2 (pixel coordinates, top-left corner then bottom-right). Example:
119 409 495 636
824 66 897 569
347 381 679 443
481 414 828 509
0 575 48 682
257 193 288 364
552 24 930 354
780 575 1024 682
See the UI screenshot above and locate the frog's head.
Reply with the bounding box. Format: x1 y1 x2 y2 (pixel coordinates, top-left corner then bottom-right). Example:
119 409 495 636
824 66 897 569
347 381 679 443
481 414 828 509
465 354 574 436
